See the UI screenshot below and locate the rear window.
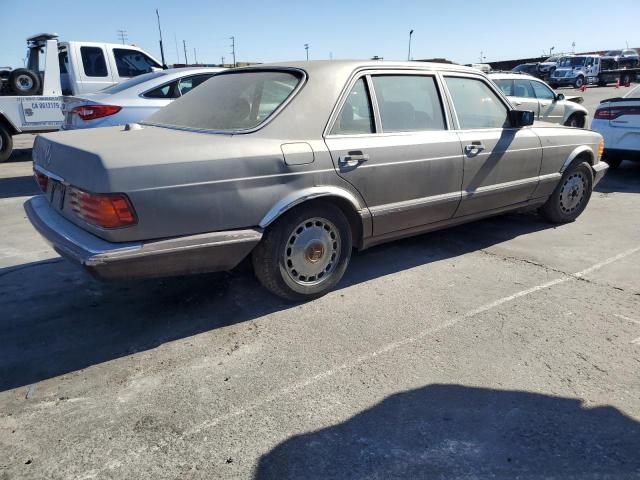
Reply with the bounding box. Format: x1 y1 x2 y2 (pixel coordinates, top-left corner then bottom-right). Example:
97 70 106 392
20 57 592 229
145 70 302 131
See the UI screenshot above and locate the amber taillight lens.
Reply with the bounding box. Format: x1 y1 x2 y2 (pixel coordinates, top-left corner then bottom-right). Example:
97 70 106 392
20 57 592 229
34 169 49 193
68 187 137 228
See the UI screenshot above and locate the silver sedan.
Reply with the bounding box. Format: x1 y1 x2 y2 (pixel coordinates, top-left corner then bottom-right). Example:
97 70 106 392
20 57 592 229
27 61 607 301
61 67 224 129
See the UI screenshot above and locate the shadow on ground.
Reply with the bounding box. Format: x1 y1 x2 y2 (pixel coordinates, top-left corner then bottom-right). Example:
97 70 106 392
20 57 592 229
0 175 39 199
0 211 558 392
255 384 640 479
596 160 640 194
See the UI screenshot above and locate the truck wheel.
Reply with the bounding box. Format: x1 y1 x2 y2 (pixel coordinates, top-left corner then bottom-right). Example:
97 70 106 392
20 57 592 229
564 113 585 128
8 68 41 96
539 161 593 223
252 201 352 302
573 76 585 89
0 126 13 163
549 83 559 89
621 73 631 86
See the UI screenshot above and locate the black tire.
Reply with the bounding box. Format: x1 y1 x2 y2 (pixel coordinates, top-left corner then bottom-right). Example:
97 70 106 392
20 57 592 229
0 125 13 163
564 113 585 128
539 161 593 223
573 76 585 89
550 83 559 89
603 155 622 169
8 68 41 96
252 201 352 301
621 73 631 86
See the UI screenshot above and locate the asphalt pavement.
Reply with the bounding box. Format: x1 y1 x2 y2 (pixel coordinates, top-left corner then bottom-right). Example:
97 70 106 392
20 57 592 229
0 85 639 480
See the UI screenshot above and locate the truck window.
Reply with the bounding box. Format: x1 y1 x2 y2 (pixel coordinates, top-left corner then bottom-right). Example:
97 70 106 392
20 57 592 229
80 46 108 77
58 51 68 74
114 49 160 77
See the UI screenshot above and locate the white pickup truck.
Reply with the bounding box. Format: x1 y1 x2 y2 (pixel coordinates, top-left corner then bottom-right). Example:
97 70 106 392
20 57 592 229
0 33 162 162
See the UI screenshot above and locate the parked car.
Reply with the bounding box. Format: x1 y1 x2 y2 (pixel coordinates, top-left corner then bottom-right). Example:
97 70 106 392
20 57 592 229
26 61 607 301
511 63 541 78
62 67 224 129
592 86 640 168
603 49 639 69
538 56 559 77
490 73 589 127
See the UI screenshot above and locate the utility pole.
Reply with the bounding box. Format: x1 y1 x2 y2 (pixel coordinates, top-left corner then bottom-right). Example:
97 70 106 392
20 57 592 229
221 56 225 66
183 40 188 65
156 9 166 67
304 43 309 60
174 34 179 65
193 48 197 64
230 36 236 67
329 51 333 60
479 51 486 63
407 29 414 61
572 41 576 54
117 29 128 45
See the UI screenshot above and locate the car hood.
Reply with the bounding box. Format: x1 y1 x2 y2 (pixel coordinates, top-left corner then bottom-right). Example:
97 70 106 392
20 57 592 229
33 125 284 193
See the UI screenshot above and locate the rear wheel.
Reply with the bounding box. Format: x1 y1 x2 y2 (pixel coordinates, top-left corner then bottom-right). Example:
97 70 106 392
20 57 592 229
539 161 593 223
621 73 632 86
252 202 352 301
0 125 13 163
8 68 41 96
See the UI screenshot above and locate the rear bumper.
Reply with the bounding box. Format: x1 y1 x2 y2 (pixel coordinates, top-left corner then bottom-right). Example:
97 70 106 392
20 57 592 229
25 195 262 280
592 161 609 186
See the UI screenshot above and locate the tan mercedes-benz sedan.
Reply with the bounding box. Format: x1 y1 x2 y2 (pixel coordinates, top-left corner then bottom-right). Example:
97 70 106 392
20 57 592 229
26 61 607 301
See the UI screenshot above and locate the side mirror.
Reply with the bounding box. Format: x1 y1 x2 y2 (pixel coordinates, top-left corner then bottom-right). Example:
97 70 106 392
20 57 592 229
555 93 565 101
509 110 534 127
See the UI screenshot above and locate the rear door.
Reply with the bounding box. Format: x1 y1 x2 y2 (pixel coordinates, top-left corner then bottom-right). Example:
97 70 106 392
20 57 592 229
324 71 464 237
76 44 114 93
442 74 542 217
531 79 564 124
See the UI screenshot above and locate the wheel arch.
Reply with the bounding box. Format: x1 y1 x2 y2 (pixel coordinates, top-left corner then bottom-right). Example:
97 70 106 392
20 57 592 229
258 187 369 249
560 145 594 173
0 111 20 135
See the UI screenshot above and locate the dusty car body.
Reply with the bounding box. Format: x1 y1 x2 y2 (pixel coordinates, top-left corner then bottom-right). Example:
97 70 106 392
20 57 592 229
490 73 589 127
26 60 607 300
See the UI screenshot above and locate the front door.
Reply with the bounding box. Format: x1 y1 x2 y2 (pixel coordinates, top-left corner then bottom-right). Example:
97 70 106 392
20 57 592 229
511 78 540 118
442 74 543 217
324 73 464 237
531 79 565 124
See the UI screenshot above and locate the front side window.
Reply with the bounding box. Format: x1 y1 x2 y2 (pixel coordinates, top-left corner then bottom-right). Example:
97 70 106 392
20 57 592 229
531 81 555 100
372 75 445 132
113 48 160 77
494 79 513 96
445 76 509 129
330 78 374 135
81 46 108 77
146 70 302 131
513 79 535 98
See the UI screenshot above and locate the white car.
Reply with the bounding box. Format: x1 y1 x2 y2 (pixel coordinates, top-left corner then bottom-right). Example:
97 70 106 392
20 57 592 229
62 67 224 129
490 73 589 127
592 85 640 168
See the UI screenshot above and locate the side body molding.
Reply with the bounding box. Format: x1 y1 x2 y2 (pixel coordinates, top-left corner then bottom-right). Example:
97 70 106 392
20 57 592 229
560 145 595 172
259 186 365 228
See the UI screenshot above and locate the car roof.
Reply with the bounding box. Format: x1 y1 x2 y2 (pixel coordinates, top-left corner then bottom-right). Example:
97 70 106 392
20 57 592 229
489 72 541 80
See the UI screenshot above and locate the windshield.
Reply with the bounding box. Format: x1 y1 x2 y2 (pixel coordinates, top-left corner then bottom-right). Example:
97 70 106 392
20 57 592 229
145 70 303 131
544 56 558 63
558 57 586 68
100 71 167 94
605 50 622 56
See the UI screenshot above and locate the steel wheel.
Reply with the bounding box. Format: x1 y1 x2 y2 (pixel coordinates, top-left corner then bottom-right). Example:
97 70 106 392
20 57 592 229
15 74 34 92
284 217 341 286
559 171 587 214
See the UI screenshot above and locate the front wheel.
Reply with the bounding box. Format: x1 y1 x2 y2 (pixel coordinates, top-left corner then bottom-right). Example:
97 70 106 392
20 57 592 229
539 161 593 223
564 113 585 128
573 76 585 89
252 202 352 301
0 125 13 163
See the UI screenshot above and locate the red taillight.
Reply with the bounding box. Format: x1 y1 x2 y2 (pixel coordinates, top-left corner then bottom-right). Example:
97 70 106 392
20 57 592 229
71 104 122 121
34 169 49 192
68 187 137 228
594 105 640 120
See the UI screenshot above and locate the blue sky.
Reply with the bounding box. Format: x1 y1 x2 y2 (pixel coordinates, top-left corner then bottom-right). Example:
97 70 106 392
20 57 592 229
1 0 638 67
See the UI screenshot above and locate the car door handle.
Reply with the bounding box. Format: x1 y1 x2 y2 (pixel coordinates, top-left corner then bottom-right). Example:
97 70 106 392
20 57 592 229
513 101 522 106
339 151 369 167
464 143 485 155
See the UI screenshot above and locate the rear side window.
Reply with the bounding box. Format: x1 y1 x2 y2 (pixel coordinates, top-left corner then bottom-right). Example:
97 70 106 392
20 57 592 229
81 47 108 77
143 80 179 99
372 75 445 132
330 78 374 135
493 79 513 96
177 74 214 96
114 48 160 77
445 76 509 129
513 79 535 98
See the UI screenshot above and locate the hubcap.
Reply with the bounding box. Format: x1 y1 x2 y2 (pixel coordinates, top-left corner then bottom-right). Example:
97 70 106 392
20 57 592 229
559 172 586 214
284 217 341 286
16 74 34 91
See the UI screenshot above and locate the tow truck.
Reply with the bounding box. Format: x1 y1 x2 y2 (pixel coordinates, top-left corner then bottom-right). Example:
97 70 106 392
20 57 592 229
0 33 162 162
549 54 640 89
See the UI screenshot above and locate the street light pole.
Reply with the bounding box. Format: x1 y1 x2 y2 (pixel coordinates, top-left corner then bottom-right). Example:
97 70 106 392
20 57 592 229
407 29 414 61
304 43 309 60
183 40 188 65
155 9 166 67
